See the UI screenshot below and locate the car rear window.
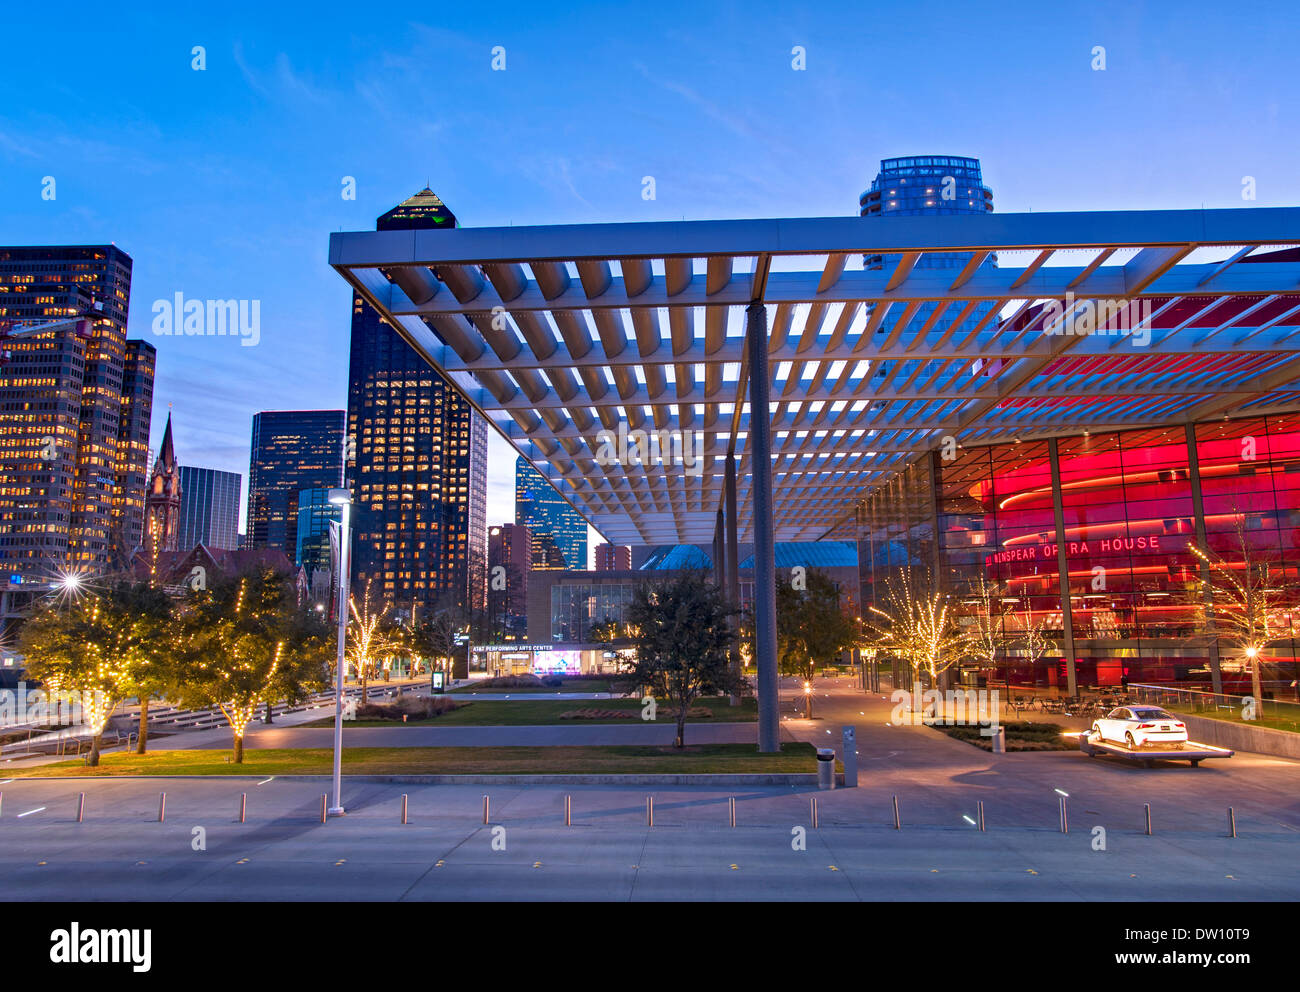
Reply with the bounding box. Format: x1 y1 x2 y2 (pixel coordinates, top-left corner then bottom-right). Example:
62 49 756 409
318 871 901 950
1131 708 1175 721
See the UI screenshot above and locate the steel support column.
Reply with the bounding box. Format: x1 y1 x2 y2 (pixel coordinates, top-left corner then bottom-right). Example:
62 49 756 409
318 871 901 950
747 302 780 752
725 453 741 703
713 510 724 589
1048 438 1079 697
1185 422 1224 695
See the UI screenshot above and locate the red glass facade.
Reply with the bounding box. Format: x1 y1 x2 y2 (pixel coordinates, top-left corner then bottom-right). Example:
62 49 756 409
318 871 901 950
855 416 1300 696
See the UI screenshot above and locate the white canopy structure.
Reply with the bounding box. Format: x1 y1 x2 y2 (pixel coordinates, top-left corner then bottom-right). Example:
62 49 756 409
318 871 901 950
330 205 1300 749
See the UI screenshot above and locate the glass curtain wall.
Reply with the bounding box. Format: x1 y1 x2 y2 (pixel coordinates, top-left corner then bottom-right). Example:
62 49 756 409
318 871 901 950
853 417 1300 693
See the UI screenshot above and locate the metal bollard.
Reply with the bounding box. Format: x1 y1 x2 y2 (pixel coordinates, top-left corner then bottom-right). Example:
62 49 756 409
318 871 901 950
77 793 85 823
892 795 901 830
320 794 327 824
647 796 654 827
810 796 819 829
977 800 985 832
1144 803 1152 836
239 793 247 824
1059 795 1068 834
563 795 572 826
401 794 409 825
1 791 4 818
158 792 166 823
728 796 736 827
1228 807 1236 838
483 795 490 824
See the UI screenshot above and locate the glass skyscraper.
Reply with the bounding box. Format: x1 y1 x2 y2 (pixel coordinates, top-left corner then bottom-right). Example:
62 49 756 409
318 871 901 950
859 156 998 381
294 487 340 578
178 465 241 550
0 245 153 578
246 410 345 556
345 189 488 614
860 155 993 223
515 456 588 570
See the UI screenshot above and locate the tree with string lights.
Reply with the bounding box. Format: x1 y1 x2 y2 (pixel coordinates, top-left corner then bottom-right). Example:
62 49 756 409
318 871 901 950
18 579 171 766
865 565 970 689
1190 516 1297 714
347 578 401 701
174 567 326 763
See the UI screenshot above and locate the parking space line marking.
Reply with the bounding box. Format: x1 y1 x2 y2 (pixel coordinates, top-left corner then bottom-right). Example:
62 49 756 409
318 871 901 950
17 807 44 817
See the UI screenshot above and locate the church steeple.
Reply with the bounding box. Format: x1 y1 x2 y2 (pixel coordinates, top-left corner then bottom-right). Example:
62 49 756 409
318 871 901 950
144 411 182 556
156 413 176 474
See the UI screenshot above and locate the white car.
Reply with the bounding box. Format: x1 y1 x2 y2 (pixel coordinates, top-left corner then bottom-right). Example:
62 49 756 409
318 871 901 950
1091 706 1188 749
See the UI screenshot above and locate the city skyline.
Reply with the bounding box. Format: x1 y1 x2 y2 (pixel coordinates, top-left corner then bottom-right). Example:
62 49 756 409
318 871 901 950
2 1 1293 549
2 0 1299 924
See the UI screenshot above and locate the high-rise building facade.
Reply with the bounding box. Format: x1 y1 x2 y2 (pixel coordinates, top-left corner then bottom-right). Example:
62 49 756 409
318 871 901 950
345 189 488 614
247 410 344 556
859 157 998 382
117 339 156 555
488 522 530 639
178 465 241 550
0 245 152 579
859 155 993 223
595 543 631 571
515 457 587 570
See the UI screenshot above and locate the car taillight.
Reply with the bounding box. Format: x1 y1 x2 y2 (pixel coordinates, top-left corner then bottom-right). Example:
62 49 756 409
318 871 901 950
1174 723 1184 728
1137 723 1155 729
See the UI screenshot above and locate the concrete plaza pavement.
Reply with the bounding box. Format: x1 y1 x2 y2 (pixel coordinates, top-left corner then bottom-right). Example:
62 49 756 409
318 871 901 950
777 677 1300 839
3 676 1297 900
1 775 1296 901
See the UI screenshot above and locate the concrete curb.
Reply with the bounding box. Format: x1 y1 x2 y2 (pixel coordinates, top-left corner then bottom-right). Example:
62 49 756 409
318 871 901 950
1177 713 1300 759
10 772 842 786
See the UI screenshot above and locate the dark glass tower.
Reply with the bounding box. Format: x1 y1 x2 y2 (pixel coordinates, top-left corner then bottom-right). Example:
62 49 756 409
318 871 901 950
246 410 345 555
345 189 488 615
294 487 340 578
859 156 998 379
515 456 588 570
0 244 151 577
178 465 242 550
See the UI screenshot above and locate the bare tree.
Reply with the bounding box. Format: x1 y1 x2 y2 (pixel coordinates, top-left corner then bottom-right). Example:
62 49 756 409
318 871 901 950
412 606 465 683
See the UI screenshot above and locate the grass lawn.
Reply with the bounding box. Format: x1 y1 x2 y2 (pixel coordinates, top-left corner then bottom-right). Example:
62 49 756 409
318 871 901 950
450 678 616 694
302 695 758 728
934 721 1075 752
12 742 818 777
1173 707 1300 734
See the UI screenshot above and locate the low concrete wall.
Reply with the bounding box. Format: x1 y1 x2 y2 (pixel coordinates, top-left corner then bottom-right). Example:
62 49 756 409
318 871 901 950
1178 713 1300 759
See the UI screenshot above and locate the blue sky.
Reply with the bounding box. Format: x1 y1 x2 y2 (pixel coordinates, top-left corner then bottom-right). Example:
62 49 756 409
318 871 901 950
1 0 1296 549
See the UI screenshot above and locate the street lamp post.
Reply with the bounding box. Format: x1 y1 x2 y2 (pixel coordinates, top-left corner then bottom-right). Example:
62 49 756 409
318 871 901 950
328 488 352 816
